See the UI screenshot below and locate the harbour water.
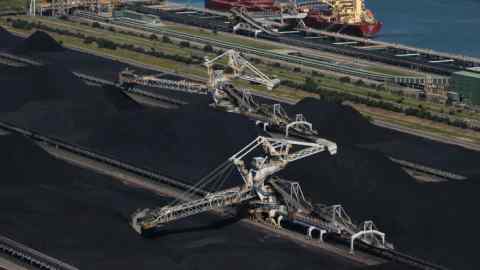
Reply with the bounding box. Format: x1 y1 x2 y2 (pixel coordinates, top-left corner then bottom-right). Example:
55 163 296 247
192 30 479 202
368 0 480 57
174 0 480 57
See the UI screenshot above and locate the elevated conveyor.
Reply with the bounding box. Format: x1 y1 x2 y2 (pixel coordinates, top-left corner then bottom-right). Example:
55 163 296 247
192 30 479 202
230 7 279 36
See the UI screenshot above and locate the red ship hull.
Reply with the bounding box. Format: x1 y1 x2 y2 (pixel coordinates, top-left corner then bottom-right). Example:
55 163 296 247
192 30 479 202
304 16 383 37
205 0 383 37
205 0 275 12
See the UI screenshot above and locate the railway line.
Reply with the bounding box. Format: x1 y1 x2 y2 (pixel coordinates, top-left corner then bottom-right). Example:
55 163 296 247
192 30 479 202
0 120 448 270
73 11 396 82
129 5 474 75
0 235 79 270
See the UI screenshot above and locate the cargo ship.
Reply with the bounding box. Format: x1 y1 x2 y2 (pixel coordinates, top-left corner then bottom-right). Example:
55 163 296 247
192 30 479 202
205 0 382 37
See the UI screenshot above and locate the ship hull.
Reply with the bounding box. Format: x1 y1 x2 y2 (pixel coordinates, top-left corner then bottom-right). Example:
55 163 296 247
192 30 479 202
304 17 383 37
205 0 383 37
205 0 275 12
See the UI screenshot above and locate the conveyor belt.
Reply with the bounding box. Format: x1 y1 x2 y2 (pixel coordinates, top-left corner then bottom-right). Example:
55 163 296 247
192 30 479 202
0 235 79 270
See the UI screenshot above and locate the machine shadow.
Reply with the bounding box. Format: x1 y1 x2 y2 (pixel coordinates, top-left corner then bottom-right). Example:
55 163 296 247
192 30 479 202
145 214 245 239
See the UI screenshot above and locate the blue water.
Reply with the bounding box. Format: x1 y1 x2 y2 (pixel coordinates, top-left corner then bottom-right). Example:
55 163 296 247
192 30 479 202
175 0 480 57
367 0 480 57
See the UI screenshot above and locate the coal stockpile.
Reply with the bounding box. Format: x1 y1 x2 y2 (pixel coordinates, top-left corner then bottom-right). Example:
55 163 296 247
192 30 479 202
0 64 142 139
3 29 479 269
292 97 480 177
0 26 22 49
7 30 210 105
280 143 480 269
13 31 64 53
290 98 392 145
81 103 260 186
280 98 480 269
361 133 480 177
0 134 360 270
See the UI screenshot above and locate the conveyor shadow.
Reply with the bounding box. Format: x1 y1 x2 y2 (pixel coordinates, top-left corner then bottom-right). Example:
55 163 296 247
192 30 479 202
145 215 244 239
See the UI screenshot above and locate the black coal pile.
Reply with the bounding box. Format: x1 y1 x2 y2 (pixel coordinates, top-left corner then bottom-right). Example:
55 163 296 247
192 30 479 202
2 29 478 269
292 97 480 177
0 65 142 140
280 141 480 269
290 98 392 145
6 30 210 105
0 134 360 270
82 103 260 186
281 97 480 269
13 30 64 53
280 145 417 233
0 26 23 49
361 133 480 177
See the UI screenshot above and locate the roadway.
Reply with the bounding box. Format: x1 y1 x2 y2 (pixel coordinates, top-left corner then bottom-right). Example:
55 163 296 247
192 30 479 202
372 119 480 152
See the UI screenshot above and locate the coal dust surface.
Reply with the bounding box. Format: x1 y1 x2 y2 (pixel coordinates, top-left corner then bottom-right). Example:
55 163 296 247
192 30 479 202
0 64 142 140
292 97 480 176
0 134 361 270
13 31 64 53
283 97 480 269
0 26 22 49
80 103 260 186
2 30 480 269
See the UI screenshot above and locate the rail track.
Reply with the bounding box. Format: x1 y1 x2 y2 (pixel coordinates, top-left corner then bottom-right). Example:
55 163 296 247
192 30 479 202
129 6 462 75
73 11 395 82
0 235 79 270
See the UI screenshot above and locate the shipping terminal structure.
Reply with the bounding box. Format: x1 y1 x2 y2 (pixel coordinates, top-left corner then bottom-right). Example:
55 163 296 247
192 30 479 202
206 0 382 37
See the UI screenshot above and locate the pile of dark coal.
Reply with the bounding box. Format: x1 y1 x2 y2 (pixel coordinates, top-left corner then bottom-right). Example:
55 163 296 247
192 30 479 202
14 30 64 53
283 97 480 269
0 64 142 139
290 97 392 145
0 134 359 270
0 26 22 49
2 30 478 269
82 103 260 186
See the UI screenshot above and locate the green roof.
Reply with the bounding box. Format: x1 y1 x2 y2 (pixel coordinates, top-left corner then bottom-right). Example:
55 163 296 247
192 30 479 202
454 70 480 79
